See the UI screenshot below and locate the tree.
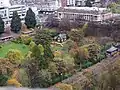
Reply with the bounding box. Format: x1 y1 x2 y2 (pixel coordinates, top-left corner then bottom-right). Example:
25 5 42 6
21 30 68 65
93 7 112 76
59 18 71 32
70 44 89 69
11 11 21 33
108 3 120 13
69 29 84 45
45 14 59 28
6 49 24 64
51 58 75 76
85 0 92 7
7 79 22 87
0 17 4 34
25 8 36 29
93 64 120 90
112 31 120 42
34 29 54 63
34 29 52 45
26 57 52 88
30 44 50 69
0 58 16 86
82 43 101 63
25 57 41 88
69 23 88 45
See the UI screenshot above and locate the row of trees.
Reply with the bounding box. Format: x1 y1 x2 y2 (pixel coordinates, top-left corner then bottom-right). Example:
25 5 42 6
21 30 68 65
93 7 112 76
0 8 36 34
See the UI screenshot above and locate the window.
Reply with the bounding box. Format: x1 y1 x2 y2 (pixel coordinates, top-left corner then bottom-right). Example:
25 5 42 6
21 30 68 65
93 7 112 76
59 13 61 16
4 13 6 16
22 14 25 16
94 16 97 20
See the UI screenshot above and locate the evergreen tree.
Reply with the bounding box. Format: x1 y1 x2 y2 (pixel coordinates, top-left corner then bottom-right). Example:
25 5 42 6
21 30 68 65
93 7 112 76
25 8 36 29
34 29 54 68
0 17 4 34
11 11 21 33
85 0 92 7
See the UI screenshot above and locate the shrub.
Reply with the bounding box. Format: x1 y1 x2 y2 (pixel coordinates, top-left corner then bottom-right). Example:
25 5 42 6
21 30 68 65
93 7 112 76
55 83 73 90
29 41 36 50
12 37 23 44
7 79 22 87
0 75 9 86
19 69 29 87
54 50 62 57
20 35 32 45
6 49 24 64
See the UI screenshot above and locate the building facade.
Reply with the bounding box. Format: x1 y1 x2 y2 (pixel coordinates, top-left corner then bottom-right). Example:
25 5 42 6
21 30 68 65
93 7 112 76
57 7 113 22
0 5 27 24
67 0 76 6
0 7 9 24
0 1 4 6
75 0 86 6
8 5 27 21
66 0 102 7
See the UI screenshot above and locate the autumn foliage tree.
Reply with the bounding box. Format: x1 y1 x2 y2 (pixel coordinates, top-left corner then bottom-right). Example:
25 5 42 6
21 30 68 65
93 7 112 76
25 40 53 87
93 63 120 90
0 58 16 86
69 23 88 45
5 49 24 64
69 29 84 45
81 43 101 63
70 44 89 69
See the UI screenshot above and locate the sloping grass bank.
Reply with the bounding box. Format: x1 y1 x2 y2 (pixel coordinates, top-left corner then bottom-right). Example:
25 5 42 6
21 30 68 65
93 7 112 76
0 42 29 57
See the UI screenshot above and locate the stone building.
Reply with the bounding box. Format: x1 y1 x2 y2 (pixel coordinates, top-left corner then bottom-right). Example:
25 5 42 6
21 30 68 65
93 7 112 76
57 7 113 22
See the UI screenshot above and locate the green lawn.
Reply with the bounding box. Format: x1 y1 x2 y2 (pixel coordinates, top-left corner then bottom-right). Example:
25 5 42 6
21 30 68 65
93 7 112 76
0 42 29 57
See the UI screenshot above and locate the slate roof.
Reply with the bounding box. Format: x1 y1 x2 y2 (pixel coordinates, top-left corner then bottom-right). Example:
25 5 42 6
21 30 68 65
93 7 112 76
106 46 118 53
115 44 120 49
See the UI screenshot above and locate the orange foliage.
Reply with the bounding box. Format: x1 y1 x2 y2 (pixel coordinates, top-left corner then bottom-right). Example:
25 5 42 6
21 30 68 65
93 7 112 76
54 50 62 57
11 68 20 81
0 58 16 75
7 79 22 87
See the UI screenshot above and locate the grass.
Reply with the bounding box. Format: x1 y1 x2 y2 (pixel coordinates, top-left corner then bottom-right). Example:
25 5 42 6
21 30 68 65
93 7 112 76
0 42 29 58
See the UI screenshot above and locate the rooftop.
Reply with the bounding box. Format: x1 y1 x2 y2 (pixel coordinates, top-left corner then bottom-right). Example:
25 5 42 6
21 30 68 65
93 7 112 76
58 7 111 14
64 7 107 11
106 46 118 53
9 5 25 8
